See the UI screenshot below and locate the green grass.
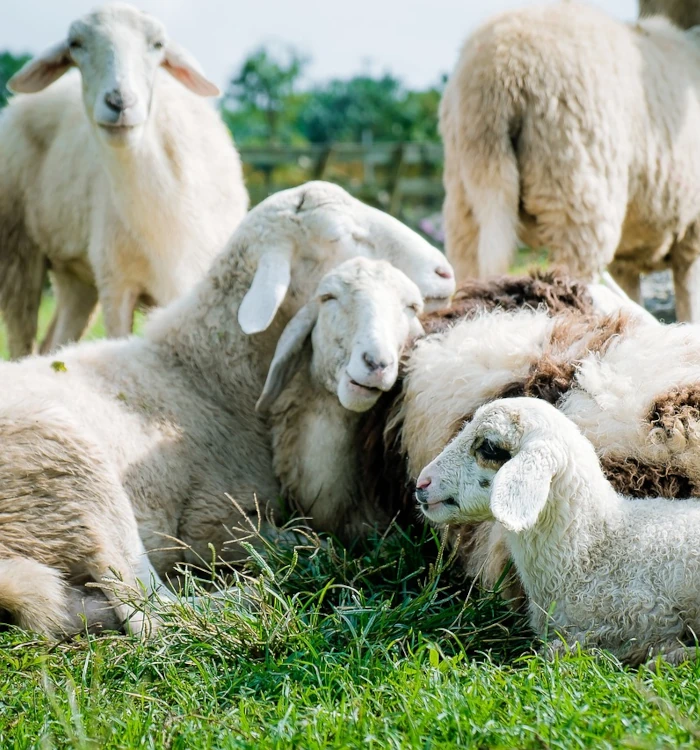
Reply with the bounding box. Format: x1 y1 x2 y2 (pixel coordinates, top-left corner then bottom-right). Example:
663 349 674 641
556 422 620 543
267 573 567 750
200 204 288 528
1 262 698 748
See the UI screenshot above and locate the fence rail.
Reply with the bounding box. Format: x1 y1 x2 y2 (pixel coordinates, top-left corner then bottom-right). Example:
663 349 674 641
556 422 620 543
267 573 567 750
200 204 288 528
238 142 445 235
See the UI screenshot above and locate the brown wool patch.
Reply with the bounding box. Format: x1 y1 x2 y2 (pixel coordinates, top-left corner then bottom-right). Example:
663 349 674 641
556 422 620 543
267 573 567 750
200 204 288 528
420 268 594 335
599 454 697 499
649 385 700 437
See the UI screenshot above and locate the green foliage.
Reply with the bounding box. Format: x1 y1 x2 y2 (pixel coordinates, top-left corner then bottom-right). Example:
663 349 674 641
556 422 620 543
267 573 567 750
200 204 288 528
221 46 445 147
0 528 699 747
223 46 309 145
0 50 31 107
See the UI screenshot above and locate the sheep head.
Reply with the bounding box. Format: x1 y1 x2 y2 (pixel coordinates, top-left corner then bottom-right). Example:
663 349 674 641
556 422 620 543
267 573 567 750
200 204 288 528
256 257 424 414
415 397 595 532
237 182 455 335
8 3 217 147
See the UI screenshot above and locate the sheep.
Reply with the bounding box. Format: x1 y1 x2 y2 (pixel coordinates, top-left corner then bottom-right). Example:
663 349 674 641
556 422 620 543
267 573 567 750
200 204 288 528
416 397 700 666
440 2 700 321
0 3 248 359
0 181 455 633
257 257 425 541
639 0 700 29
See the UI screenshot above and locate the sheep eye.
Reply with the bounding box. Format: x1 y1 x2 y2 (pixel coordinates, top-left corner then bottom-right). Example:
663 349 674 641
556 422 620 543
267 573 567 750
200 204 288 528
319 294 336 303
152 40 165 50
406 303 420 314
69 40 83 50
476 439 511 466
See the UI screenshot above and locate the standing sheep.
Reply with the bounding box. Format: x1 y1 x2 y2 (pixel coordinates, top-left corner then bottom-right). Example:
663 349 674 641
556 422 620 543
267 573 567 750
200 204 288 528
417 397 700 666
440 3 700 321
0 3 248 358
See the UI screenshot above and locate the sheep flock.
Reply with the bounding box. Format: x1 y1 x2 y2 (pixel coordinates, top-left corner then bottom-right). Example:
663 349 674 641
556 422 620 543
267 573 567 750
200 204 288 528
3 0 700 668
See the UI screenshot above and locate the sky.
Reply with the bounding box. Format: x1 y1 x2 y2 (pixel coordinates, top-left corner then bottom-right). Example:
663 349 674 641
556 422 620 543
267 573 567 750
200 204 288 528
2 0 639 90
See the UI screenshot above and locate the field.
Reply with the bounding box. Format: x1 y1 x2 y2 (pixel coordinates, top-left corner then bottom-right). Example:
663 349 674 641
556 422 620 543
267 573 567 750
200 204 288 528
2 287 700 749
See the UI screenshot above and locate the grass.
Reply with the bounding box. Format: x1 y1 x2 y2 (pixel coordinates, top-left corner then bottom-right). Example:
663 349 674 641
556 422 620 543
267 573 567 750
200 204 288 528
1 262 698 748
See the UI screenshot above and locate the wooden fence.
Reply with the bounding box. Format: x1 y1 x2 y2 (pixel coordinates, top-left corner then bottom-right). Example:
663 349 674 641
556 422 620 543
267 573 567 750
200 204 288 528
239 141 445 239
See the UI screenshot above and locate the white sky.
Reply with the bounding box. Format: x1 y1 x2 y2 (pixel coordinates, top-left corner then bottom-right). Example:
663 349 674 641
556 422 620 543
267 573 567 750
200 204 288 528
2 1 639 90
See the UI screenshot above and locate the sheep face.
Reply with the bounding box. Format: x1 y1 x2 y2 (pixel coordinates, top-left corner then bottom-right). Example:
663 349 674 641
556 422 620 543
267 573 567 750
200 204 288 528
416 398 575 532
257 258 424 414
238 183 454 336
8 3 218 147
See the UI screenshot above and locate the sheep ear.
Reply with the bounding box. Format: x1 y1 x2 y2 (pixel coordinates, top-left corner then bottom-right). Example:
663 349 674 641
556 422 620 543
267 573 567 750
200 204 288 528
256 301 319 413
162 42 220 97
7 41 73 93
490 445 555 533
238 251 292 335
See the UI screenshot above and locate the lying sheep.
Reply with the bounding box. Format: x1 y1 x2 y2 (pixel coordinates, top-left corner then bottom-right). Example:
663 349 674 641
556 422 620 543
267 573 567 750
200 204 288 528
257 257 425 540
0 3 248 358
0 182 454 633
440 2 700 320
639 0 700 28
417 397 700 666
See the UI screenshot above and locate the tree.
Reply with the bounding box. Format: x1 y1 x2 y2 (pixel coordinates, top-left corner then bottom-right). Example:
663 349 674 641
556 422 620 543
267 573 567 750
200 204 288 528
223 46 308 144
0 51 31 108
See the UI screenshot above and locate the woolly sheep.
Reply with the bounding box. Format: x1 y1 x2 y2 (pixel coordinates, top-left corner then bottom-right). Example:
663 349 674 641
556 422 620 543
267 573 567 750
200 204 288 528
257 257 425 540
0 182 455 633
0 3 248 358
417 397 700 666
440 2 700 321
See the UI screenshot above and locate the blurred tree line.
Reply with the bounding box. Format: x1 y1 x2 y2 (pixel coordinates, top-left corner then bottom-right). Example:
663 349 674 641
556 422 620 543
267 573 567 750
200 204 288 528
0 46 443 145
221 46 444 146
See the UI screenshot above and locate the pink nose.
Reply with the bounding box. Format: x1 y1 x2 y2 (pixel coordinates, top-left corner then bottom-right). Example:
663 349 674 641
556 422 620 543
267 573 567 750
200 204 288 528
435 266 452 279
416 476 432 490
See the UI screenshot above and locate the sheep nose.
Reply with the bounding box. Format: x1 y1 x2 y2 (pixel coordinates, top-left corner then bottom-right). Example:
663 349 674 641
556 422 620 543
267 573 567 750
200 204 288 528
435 266 453 279
363 352 392 372
104 89 136 113
416 477 432 490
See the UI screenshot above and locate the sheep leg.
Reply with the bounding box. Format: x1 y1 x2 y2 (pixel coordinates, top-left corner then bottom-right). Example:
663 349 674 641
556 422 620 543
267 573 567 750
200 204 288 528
40 272 98 353
0 249 46 360
443 156 480 282
607 262 642 304
671 232 700 322
100 287 140 339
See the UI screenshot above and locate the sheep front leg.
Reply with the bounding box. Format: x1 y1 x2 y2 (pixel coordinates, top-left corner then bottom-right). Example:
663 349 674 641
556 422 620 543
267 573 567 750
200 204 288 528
671 224 700 322
100 287 141 339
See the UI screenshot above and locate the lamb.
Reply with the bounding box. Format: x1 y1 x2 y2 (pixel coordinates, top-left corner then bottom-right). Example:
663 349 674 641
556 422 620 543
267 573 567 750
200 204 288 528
417 397 700 666
0 182 455 634
0 3 248 358
639 0 700 29
258 257 425 540
440 2 700 321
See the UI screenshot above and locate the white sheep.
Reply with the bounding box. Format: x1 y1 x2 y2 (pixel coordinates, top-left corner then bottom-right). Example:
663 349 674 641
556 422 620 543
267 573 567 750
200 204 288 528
0 3 248 358
417 397 700 666
0 182 455 634
257 257 425 539
440 2 700 321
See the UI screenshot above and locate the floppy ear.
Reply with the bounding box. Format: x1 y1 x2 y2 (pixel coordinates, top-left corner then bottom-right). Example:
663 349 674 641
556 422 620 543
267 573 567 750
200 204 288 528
256 301 319 413
238 250 293 335
8 41 73 93
490 445 555 533
162 42 219 97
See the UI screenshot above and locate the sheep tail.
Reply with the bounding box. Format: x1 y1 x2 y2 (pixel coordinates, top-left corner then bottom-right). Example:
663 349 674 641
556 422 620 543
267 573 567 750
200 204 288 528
0 556 68 637
457 79 523 278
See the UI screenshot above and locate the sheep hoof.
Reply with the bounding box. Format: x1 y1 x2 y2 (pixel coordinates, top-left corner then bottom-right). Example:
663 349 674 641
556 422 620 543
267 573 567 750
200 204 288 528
645 645 698 670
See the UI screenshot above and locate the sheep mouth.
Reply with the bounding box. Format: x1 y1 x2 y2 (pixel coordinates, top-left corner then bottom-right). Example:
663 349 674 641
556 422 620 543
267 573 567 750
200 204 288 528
348 379 383 395
423 296 451 312
418 497 458 511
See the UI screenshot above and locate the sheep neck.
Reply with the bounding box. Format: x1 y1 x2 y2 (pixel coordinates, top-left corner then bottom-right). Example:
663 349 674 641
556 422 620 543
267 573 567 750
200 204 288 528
503 470 623 605
146 245 289 411
92 107 184 252
270 358 366 536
